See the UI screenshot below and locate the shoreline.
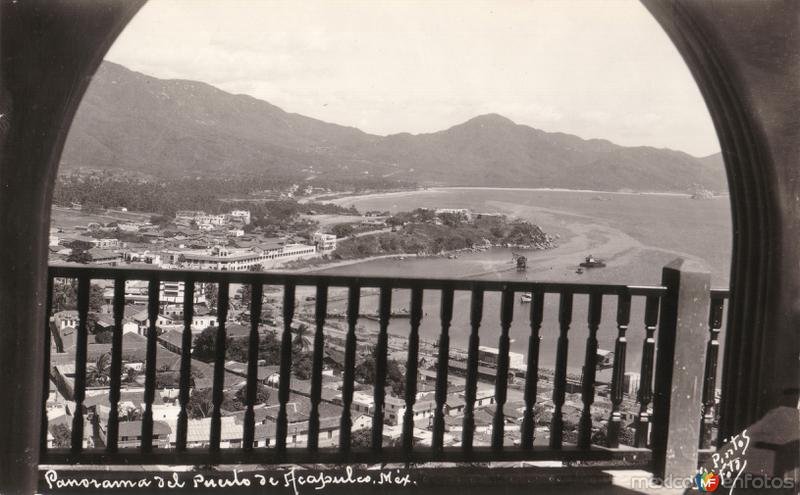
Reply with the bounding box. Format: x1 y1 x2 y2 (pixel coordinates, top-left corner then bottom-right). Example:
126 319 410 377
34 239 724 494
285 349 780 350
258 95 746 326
327 186 730 206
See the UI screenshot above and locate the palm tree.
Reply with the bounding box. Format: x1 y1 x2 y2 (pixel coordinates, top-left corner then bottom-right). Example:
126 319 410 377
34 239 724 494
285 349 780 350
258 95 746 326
123 367 139 384
52 278 77 312
118 403 143 422
86 353 111 387
292 323 312 352
187 388 214 419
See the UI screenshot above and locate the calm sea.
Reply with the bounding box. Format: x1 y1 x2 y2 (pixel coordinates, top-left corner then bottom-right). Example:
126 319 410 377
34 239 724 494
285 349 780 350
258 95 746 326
310 188 732 375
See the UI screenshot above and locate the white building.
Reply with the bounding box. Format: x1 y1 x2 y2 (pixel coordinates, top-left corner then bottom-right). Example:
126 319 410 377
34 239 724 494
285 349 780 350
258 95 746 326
477 345 525 370
196 214 227 226
164 243 318 272
90 238 120 249
229 210 251 225
160 281 207 305
175 210 205 224
313 232 337 252
123 250 161 265
623 372 641 397
117 222 140 232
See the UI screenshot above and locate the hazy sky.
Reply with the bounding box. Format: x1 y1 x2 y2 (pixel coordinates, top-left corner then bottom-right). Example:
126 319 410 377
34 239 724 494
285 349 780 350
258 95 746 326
105 0 720 157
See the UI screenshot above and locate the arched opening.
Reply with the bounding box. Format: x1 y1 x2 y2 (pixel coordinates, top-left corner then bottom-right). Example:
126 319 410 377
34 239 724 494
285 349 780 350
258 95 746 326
1 1 797 493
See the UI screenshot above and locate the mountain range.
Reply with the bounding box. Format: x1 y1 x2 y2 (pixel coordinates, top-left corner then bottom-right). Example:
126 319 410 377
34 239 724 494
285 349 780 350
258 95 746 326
60 62 726 193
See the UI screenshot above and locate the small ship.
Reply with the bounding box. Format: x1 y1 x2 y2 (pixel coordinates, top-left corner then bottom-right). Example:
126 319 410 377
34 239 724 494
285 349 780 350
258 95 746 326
579 254 607 269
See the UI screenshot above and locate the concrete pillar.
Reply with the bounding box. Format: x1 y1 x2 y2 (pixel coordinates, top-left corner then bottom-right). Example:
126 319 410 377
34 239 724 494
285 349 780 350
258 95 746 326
0 2 143 493
651 258 711 482
642 0 800 442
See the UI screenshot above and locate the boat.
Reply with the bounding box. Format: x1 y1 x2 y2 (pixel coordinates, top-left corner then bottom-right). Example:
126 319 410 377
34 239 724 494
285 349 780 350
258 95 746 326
579 254 607 268
575 267 584 274
520 293 532 303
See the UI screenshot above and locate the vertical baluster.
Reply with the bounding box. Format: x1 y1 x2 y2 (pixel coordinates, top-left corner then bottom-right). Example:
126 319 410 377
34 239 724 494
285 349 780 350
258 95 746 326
431 286 454 452
141 277 160 453
41 275 54 452
578 293 603 448
71 277 90 452
209 282 229 452
699 297 724 448
307 284 328 452
339 285 360 451
607 291 631 448
176 279 194 451
371 286 392 450
275 282 295 453
461 289 484 450
243 281 263 450
550 291 573 449
521 291 544 449
402 287 424 452
106 276 126 452
491 287 515 449
635 295 660 447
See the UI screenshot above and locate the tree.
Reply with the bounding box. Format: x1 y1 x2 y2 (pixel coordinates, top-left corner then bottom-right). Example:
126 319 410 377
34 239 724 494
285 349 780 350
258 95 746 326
52 279 75 312
226 337 250 363
192 327 218 363
354 358 376 386
233 383 271 406
204 284 218 314
51 280 105 312
292 324 311 352
86 353 111 387
66 239 94 251
66 248 92 264
293 350 313 380
331 223 355 238
88 284 105 312
239 284 252 311
155 371 181 389
385 359 406 396
591 423 636 447
187 388 214 419
149 214 170 227
123 367 140 384
194 329 261 365
258 332 282 365
350 428 372 448
94 330 113 344
534 403 552 426
50 424 72 448
118 402 143 422
353 352 405 396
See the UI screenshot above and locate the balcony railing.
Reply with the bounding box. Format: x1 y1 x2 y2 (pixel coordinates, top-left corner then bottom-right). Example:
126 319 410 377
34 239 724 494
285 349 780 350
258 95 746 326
41 264 728 474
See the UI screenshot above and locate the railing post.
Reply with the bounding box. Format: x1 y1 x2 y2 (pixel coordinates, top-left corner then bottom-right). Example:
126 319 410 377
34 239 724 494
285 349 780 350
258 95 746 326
651 258 710 482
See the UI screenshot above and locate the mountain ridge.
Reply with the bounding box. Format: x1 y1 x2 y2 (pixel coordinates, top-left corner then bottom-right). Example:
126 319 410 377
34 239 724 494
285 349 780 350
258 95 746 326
60 62 727 193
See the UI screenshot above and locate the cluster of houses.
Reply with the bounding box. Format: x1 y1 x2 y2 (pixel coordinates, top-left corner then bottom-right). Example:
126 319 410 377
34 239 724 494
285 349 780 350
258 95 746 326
49 205 340 270
45 301 524 450
46 290 644 451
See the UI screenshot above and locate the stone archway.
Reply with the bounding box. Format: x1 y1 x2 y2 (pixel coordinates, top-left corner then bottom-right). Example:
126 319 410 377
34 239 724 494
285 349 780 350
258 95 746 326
1 1 797 493
641 0 799 442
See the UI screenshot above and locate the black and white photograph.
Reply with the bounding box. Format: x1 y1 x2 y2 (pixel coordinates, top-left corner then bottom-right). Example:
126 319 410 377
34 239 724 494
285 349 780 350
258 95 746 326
0 1 798 494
